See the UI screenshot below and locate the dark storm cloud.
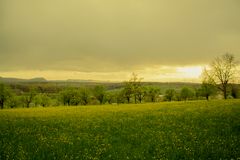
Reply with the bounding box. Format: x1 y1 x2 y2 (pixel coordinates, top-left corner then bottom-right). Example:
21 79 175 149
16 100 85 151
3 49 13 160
0 0 240 72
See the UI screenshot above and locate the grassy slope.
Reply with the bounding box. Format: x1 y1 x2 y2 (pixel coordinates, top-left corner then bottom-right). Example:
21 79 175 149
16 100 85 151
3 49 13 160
0 100 240 159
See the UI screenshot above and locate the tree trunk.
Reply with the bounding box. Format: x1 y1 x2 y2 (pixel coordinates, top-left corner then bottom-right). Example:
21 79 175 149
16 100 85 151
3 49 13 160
0 101 3 109
139 97 142 103
26 102 30 108
127 97 130 103
151 97 154 102
223 87 227 99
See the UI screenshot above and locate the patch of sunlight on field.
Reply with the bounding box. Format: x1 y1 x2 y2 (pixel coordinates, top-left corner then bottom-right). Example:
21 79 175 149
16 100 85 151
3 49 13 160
0 100 240 159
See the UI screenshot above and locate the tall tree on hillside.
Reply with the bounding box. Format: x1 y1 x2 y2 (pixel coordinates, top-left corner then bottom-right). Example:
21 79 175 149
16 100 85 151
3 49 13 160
206 53 238 99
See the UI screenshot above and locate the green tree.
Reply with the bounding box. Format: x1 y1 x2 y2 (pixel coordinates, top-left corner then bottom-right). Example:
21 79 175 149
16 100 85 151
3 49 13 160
174 92 181 101
22 88 37 108
79 87 90 105
117 90 125 104
59 88 81 106
7 96 20 108
34 93 51 107
180 87 194 101
105 91 116 104
123 73 143 104
147 87 160 102
70 91 81 106
165 89 176 101
231 84 239 99
6 90 21 109
200 83 216 100
0 83 11 109
59 88 72 106
135 86 147 103
199 69 217 100
122 82 133 103
93 85 106 104
130 73 143 103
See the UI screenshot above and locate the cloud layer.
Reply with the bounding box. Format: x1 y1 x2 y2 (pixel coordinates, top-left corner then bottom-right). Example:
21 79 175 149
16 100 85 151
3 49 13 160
0 0 240 75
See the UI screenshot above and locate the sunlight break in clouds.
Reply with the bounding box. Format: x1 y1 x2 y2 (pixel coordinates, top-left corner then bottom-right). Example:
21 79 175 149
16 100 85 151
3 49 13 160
176 66 203 79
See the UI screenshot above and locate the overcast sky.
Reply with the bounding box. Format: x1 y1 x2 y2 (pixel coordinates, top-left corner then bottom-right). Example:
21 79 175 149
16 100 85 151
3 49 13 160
0 0 240 81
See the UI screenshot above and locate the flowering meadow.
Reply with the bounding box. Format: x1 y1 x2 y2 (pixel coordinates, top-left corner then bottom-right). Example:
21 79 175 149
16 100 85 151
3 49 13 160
0 100 240 159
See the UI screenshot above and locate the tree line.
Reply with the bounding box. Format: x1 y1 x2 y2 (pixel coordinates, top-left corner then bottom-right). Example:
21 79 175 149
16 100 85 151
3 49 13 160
0 53 239 109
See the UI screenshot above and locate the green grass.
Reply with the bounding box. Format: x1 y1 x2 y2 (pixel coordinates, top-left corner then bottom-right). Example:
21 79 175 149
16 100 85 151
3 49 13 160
0 100 240 159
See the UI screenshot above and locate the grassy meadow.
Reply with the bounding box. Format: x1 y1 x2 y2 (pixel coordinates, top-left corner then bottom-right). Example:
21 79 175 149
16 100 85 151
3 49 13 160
0 100 240 159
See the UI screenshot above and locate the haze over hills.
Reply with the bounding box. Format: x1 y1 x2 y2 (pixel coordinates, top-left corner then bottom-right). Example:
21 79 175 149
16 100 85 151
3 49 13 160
0 76 202 86
0 76 204 94
0 77 113 83
0 76 200 83
0 77 47 83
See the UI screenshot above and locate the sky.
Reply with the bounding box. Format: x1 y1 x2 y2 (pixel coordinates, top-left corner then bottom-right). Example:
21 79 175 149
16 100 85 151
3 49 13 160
0 0 240 82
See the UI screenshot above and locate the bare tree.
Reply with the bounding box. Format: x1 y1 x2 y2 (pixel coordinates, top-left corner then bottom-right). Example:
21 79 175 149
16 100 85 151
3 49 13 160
207 53 238 99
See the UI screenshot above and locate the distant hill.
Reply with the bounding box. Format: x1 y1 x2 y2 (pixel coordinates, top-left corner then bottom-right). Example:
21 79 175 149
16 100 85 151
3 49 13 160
29 77 48 82
0 76 203 92
0 77 47 83
0 77 111 84
66 79 106 83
